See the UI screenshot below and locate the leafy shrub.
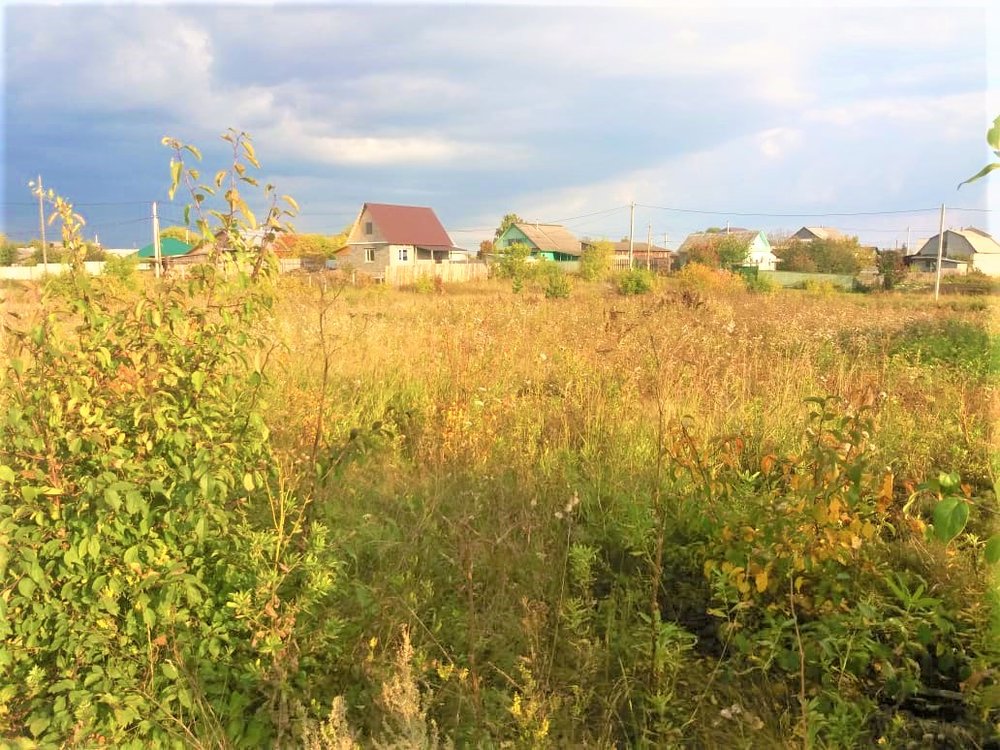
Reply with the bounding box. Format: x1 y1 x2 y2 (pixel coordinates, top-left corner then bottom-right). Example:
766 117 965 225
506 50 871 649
101 253 140 289
0 132 341 747
616 268 655 295
802 278 839 295
744 273 778 294
578 240 613 281
673 262 746 293
543 267 571 299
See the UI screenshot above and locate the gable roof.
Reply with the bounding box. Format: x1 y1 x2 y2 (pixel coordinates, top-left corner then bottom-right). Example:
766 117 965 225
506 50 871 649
794 226 846 241
611 240 673 255
363 203 454 248
916 228 1000 257
137 237 194 258
678 230 761 253
512 223 582 256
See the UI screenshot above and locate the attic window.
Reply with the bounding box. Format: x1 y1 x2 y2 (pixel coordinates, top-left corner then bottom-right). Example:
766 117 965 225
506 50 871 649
364 221 373 236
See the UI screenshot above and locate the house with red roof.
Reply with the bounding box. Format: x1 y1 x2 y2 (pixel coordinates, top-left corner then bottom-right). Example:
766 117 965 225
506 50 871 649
337 203 466 276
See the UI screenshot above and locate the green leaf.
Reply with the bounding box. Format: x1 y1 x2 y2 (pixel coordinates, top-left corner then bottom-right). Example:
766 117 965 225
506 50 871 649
987 114 1000 150
191 370 205 393
161 662 178 680
168 159 182 200
958 162 1000 189
932 497 970 543
29 715 50 737
17 577 36 598
0 465 14 483
985 535 1000 565
242 473 255 492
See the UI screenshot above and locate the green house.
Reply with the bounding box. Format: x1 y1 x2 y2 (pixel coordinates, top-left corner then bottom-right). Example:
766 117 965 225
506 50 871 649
495 222 582 261
137 237 194 259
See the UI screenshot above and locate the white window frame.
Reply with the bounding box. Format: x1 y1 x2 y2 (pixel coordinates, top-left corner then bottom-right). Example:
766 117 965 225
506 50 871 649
398 246 409 262
365 247 376 263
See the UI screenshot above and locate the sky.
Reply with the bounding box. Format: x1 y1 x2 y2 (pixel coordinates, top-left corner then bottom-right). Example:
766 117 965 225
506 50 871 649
2 0 998 251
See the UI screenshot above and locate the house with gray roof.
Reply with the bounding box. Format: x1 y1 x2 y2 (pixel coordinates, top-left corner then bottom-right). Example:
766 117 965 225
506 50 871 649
907 227 1000 276
790 226 847 242
677 229 778 271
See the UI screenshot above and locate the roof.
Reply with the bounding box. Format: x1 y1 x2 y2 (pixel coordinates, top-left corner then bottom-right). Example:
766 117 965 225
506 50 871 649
363 203 454 247
611 240 673 255
137 237 194 258
512 223 582 256
678 230 760 253
916 228 1000 257
794 226 846 241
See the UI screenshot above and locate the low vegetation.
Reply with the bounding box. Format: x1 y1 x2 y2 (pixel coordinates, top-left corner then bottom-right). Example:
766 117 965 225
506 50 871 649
1 134 997 748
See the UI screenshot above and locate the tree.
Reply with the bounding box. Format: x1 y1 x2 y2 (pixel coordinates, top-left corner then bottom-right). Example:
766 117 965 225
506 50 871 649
478 239 494 259
579 240 613 281
775 237 865 274
160 225 195 243
685 235 749 270
876 250 907 290
716 235 750 270
493 241 531 292
775 242 818 272
494 213 524 240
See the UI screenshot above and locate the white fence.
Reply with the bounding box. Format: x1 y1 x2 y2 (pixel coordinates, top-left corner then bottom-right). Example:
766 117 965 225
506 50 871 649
0 262 108 281
382 262 490 287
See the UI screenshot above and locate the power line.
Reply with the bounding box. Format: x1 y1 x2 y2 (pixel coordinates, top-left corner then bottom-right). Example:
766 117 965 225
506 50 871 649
637 203 994 218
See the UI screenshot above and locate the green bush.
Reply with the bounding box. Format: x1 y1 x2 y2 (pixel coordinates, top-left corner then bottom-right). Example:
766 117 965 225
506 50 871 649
543 268 571 298
616 268 655 295
101 253 140 289
744 273 778 294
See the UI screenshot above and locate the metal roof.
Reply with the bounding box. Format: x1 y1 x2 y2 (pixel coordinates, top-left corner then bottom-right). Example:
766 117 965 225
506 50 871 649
363 203 455 247
137 237 194 258
512 223 582 256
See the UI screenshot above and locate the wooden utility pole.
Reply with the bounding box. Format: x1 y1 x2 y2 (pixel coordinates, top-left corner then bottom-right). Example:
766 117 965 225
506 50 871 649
36 175 48 272
646 223 652 271
152 201 162 279
933 204 946 301
628 201 635 268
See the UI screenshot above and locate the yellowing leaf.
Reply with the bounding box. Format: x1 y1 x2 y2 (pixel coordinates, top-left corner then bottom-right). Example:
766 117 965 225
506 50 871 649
754 571 769 593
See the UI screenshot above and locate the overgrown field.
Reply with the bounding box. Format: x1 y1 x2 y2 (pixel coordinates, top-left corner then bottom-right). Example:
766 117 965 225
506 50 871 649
1 268 998 748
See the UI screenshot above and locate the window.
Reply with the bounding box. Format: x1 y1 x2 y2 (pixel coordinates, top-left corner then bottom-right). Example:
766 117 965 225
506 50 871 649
365 247 376 263
398 247 409 262
364 221 373 236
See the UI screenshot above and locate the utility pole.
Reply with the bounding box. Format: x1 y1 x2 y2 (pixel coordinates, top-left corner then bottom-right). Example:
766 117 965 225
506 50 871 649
933 204 946 301
906 226 911 255
646 222 652 271
152 201 162 279
628 201 635 269
36 174 48 272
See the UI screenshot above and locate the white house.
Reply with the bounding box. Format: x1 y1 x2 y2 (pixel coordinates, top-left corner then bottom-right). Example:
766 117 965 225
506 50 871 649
678 229 779 271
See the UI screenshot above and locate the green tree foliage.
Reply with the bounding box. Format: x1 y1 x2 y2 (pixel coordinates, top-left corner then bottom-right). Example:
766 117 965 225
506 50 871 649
777 237 864 274
1 131 338 746
275 232 347 259
494 212 524 240
159 225 195 243
685 235 749 270
0 234 15 266
876 249 907 290
578 239 613 281
493 240 532 292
